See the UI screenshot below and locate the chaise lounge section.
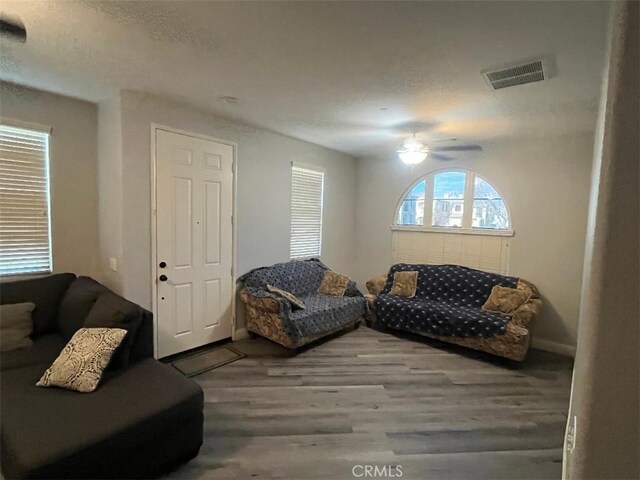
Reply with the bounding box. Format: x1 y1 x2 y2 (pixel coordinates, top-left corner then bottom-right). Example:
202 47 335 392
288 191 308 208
0 273 204 479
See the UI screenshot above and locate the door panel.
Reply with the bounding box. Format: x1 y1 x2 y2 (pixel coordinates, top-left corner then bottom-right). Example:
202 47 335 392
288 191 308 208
174 283 193 336
204 279 221 328
156 129 234 358
204 181 221 265
173 177 193 268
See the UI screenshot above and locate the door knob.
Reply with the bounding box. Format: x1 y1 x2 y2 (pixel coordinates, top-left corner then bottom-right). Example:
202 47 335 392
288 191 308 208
159 275 168 282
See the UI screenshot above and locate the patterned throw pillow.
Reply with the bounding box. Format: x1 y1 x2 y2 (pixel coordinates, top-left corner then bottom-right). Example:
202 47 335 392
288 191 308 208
482 285 530 314
390 271 418 297
318 271 350 297
0 302 35 352
37 328 127 393
266 284 305 310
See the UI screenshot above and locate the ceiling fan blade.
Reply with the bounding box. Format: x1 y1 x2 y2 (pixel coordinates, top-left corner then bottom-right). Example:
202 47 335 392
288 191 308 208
0 17 27 42
431 153 454 161
431 145 483 152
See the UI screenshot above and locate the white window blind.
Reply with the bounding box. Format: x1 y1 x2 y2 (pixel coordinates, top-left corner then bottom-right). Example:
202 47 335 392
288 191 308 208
0 124 52 276
290 164 324 259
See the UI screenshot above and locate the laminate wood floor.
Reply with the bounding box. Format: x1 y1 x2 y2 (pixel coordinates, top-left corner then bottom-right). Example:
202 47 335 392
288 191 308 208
165 326 573 480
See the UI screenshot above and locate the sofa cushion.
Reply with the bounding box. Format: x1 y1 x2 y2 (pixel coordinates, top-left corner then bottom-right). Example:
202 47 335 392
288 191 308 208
0 273 76 337
290 295 366 338
374 294 510 338
0 333 66 372
0 358 203 480
83 292 143 369
318 271 349 296
37 328 128 393
390 271 418 298
56 277 111 340
0 302 35 351
482 285 530 314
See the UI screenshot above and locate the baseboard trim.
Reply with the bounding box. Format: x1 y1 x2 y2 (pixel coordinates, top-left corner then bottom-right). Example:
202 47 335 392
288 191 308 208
233 327 249 341
532 338 576 357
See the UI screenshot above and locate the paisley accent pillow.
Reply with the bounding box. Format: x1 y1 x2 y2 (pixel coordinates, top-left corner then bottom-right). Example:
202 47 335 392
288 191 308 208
390 271 418 298
482 285 530 314
318 271 349 297
36 328 127 393
267 284 305 310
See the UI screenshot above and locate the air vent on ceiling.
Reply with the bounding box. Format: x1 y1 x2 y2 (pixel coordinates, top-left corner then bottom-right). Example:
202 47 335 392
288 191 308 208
482 60 546 90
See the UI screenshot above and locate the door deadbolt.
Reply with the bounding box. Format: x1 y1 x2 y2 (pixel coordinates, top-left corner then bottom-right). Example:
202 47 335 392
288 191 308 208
159 261 167 268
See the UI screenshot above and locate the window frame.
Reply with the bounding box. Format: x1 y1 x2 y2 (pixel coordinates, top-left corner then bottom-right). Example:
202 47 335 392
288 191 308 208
392 168 514 237
289 162 325 260
0 119 54 277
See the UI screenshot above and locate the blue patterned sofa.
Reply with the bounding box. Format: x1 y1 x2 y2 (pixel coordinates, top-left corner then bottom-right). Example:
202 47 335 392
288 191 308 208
239 259 366 349
367 264 542 361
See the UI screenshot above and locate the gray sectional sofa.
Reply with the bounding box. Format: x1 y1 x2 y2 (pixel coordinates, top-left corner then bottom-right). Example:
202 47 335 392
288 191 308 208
0 273 204 479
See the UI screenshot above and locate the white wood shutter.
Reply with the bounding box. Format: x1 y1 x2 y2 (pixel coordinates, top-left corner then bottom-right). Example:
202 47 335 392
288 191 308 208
0 124 52 276
290 164 324 259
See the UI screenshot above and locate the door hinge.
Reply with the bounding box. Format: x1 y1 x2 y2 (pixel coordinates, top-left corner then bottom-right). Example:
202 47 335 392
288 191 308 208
231 213 234 225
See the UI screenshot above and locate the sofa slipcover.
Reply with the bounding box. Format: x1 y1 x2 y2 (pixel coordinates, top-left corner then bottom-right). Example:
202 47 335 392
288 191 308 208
239 259 366 348
368 264 542 361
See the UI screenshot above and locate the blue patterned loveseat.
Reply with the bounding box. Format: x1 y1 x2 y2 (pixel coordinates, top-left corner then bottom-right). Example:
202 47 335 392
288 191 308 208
368 264 542 361
239 259 366 349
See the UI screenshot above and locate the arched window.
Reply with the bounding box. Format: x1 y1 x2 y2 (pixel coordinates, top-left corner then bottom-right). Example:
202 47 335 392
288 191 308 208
396 170 511 232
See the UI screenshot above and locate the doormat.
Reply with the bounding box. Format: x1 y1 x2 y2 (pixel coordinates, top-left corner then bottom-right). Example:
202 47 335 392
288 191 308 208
171 345 245 377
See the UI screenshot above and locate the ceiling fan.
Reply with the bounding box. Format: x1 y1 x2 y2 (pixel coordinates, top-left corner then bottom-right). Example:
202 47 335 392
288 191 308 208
0 15 27 43
397 134 482 164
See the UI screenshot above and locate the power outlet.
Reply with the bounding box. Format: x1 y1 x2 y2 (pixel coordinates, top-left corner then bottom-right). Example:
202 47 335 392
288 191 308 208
109 257 118 272
566 415 577 453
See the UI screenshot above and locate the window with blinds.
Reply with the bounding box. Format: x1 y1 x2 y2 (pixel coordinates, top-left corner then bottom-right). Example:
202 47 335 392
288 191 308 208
290 164 324 259
0 124 52 276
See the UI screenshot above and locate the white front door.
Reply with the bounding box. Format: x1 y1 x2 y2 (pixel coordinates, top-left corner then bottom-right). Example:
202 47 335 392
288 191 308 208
155 128 234 358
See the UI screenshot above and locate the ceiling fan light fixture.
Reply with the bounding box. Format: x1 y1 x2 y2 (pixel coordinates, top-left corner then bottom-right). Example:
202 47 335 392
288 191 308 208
398 150 428 165
397 134 429 165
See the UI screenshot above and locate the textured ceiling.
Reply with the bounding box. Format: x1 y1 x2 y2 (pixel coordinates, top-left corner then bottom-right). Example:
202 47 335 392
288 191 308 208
0 1 610 157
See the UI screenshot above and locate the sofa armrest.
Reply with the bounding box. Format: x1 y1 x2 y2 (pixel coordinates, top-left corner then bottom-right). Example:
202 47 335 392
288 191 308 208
366 274 388 296
344 280 363 297
240 288 291 315
512 297 542 328
517 278 541 299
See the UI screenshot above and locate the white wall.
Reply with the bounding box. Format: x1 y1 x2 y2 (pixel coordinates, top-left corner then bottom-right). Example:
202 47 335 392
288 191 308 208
111 90 358 315
0 82 99 278
355 133 595 351
565 1 639 477
96 95 123 292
